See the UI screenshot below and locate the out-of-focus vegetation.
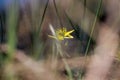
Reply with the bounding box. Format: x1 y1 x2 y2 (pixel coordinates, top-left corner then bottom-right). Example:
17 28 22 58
0 0 120 80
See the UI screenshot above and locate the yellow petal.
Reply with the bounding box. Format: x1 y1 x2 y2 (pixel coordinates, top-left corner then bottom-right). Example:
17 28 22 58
68 35 74 38
48 35 57 39
64 35 74 39
65 30 74 36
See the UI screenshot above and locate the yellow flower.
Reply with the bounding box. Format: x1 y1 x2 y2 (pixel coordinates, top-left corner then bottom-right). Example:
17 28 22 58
48 27 74 40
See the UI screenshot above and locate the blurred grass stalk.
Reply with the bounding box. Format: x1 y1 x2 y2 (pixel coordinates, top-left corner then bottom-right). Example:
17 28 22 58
30 0 49 59
52 40 73 80
5 0 19 80
6 0 19 62
85 0 102 56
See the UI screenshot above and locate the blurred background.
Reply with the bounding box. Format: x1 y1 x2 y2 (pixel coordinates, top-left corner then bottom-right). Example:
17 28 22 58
0 0 120 80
